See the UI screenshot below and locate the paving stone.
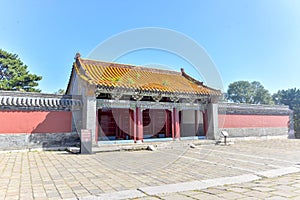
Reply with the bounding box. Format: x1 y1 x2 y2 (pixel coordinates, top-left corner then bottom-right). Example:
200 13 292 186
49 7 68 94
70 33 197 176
244 190 272 198
137 196 160 200
291 196 300 200
239 197 260 200
217 191 247 199
46 192 61 198
2 139 300 200
189 193 223 200
265 196 288 200
292 183 300 188
202 188 228 195
228 187 251 193
270 190 299 198
251 186 275 192
273 185 296 191
92 189 146 200
160 193 195 200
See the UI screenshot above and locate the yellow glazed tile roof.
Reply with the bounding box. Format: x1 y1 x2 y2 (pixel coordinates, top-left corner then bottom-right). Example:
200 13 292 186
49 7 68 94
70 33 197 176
74 58 221 96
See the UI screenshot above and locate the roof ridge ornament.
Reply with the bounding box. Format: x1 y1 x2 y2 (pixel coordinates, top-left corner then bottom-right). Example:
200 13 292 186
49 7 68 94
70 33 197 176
75 52 81 60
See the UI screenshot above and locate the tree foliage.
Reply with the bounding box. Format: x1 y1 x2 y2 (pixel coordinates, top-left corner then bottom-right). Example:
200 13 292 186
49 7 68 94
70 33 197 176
273 88 300 133
0 49 42 92
54 89 65 95
227 80 274 104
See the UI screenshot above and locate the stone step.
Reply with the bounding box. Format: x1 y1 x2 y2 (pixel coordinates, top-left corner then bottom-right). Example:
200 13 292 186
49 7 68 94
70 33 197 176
92 139 215 153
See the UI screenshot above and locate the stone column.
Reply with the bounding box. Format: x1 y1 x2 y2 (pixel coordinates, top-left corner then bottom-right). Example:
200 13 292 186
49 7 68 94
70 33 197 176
82 96 97 144
206 103 219 140
289 110 295 138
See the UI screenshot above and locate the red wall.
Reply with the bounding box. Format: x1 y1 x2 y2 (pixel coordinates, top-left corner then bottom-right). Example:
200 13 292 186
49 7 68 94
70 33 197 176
0 111 72 134
219 114 289 128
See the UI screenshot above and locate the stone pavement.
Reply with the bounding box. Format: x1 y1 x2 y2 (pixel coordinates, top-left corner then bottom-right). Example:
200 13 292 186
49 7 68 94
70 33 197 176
1 138 300 199
136 172 300 200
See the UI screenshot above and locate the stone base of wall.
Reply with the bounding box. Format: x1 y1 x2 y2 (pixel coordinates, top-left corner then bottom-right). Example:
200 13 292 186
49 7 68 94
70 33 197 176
0 132 80 150
219 127 288 138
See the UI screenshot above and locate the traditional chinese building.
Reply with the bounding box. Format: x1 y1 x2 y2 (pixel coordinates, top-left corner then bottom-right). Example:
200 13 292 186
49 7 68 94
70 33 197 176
0 54 292 150
66 53 222 144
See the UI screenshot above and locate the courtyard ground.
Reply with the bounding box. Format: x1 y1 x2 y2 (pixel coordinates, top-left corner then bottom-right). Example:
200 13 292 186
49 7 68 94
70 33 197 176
1 138 300 199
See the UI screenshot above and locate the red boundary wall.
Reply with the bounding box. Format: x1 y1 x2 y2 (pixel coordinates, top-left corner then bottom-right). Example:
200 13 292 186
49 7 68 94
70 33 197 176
0 111 72 134
219 114 289 129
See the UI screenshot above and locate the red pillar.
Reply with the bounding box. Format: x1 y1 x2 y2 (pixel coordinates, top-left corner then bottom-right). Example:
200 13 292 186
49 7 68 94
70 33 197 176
130 109 134 141
165 110 170 137
96 110 99 142
133 108 137 142
136 107 143 142
203 110 208 136
174 108 180 139
171 109 175 139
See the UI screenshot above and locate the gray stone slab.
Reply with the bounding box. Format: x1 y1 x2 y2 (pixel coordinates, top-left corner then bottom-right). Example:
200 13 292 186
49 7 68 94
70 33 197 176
256 167 300 178
201 174 261 187
80 189 146 200
139 174 261 196
139 181 204 195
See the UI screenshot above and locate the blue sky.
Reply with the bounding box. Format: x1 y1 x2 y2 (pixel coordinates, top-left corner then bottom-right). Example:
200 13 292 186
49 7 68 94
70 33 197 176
1 0 300 94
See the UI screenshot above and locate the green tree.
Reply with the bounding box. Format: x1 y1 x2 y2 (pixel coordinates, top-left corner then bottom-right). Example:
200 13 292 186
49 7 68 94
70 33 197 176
252 81 274 105
0 49 42 92
54 89 65 95
227 80 274 104
273 88 300 134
